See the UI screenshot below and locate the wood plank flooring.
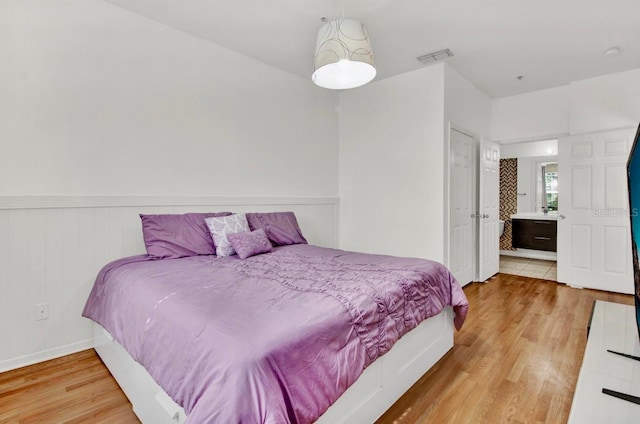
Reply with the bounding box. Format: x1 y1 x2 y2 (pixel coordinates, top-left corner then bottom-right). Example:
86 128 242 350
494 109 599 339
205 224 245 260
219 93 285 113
0 274 633 424
0 349 138 423
377 273 633 424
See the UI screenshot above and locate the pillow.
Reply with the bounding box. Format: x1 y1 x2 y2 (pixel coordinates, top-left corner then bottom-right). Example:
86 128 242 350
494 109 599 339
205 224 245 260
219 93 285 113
204 213 250 257
140 212 231 259
227 229 273 259
246 212 307 246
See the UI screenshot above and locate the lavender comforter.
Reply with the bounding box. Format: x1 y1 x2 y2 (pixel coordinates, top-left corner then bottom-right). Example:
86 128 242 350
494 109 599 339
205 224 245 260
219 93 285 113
82 244 468 424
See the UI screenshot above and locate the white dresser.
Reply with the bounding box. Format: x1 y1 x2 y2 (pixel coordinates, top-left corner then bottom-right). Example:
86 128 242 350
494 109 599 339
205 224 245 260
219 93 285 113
568 301 640 423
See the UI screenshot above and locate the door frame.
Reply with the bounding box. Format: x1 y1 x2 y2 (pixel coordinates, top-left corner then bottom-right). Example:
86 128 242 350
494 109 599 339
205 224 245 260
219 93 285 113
444 122 479 283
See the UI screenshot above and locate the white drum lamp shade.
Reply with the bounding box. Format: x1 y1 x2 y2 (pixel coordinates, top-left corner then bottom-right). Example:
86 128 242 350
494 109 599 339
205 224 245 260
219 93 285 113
312 19 376 90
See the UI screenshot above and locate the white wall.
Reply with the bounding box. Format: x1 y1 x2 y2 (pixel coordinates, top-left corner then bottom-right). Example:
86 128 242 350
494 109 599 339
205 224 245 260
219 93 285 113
492 68 640 142
501 139 558 158
569 68 640 134
339 65 446 260
491 86 570 142
444 65 492 139
0 0 339 197
0 0 340 370
516 158 534 213
339 64 492 264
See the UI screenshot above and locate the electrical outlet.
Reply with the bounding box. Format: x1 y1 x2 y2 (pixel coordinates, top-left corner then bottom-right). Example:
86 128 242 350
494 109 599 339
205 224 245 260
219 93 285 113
36 302 49 321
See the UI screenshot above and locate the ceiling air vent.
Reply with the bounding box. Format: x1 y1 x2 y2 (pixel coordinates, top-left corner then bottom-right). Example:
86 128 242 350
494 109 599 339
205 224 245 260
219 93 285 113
417 49 454 64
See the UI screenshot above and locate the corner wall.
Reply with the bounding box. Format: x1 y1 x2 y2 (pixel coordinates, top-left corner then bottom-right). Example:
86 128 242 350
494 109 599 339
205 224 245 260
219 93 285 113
444 65 492 138
338 64 493 264
443 64 492 271
339 65 446 260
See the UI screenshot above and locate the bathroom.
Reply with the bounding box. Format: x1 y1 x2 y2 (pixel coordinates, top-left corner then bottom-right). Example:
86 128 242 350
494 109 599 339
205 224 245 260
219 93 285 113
499 139 558 280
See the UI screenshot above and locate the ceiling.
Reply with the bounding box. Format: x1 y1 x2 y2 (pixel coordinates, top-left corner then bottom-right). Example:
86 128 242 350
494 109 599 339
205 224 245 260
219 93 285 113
106 0 640 98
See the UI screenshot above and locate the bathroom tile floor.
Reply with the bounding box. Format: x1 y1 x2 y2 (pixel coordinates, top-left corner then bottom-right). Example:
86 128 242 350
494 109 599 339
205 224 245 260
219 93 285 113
499 255 557 281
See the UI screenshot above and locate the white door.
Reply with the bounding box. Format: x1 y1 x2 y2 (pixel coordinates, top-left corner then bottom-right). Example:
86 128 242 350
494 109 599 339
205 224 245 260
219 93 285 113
449 128 475 286
479 139 500 281
557 128 635 294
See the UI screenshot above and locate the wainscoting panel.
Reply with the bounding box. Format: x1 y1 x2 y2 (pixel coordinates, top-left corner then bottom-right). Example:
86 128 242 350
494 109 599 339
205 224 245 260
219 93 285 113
0 196 339 372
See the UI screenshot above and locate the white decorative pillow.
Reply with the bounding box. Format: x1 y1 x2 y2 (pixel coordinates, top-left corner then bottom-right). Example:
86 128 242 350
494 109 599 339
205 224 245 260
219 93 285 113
204 213 250 257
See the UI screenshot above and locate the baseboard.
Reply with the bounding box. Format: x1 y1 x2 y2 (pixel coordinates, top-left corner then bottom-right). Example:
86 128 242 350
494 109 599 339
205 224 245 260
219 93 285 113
500 249 557 261
0 339 94 373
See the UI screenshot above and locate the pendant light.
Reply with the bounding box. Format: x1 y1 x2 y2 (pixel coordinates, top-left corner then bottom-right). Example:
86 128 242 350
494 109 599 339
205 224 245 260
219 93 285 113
312 14 376 90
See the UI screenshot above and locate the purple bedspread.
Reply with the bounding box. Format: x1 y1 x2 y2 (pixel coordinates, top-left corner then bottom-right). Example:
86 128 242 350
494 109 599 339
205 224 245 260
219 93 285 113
82 245 468 424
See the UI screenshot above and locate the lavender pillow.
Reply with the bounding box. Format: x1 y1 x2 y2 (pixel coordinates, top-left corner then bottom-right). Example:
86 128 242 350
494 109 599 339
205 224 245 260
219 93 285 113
140 212 231 259
227 229 273 259
245 211 307 246
204 213 250 257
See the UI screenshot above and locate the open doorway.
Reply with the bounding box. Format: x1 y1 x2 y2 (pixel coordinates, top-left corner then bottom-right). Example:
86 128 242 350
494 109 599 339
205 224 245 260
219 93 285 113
498 139 558 280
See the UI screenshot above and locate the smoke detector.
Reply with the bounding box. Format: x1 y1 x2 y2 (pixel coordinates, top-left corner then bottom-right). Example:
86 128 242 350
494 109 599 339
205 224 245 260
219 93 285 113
417 49 454 64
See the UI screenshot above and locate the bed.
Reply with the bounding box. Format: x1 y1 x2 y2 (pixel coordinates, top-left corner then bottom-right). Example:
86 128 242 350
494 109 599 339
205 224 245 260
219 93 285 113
82 212 468 424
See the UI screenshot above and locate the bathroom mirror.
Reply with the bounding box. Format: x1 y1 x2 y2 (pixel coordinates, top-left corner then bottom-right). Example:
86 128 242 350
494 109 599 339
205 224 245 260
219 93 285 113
537 162 558 212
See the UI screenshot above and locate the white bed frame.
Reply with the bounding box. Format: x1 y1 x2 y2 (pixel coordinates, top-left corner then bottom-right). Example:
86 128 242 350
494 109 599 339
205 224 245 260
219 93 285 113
93 307 454 424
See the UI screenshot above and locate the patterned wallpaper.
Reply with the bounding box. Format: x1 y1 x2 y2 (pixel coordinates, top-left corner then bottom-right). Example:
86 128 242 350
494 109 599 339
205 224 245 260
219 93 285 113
499 158 517 251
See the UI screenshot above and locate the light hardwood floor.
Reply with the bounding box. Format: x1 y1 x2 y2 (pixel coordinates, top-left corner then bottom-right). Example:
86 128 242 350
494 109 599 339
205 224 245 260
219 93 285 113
0 349 138 423
0 274 633 424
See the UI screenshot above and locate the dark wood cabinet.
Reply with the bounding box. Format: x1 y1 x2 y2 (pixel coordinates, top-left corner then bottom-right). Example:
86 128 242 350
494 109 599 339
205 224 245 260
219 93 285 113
511 219 557 252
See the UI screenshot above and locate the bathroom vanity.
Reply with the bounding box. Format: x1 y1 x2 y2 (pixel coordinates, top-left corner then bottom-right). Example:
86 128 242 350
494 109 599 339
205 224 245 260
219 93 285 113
510 213 557 252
